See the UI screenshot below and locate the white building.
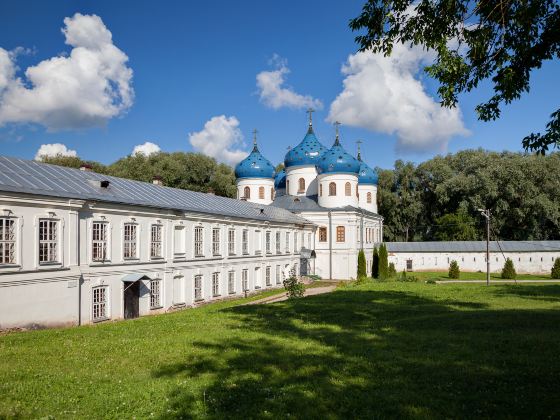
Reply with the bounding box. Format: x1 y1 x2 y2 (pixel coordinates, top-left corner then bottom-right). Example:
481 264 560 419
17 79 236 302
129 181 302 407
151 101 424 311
387 241 560 274
235 116 383 281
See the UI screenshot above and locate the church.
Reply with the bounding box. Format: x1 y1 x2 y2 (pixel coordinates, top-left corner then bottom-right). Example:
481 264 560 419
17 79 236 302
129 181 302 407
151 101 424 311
0 113 381 329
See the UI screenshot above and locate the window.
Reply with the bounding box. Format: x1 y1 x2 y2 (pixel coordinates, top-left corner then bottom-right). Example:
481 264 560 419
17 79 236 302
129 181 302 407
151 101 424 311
308 233 312 248
39 219 58 264
285 232 291 253
345 182 351 196
0 218 16 265
228 271 235 294
123 224 137 259
329 182 336 196
336 226 345 242
194 275 203 300
265 231 271 254
173 226 185 256
276 264 281 284
212 272 220 296
271 187 275 200
367 192 372 203
92 286 108 321
255 230 262 254
298 178 305 193
406 259 413 271
356 184 359 197
286 180 290 194
244 186 250 199
294 232 298 252
228 228 236 255
194 226 204 257
150 280 162 308
319 227 327 242
259 186 265 200
212 228 221 256
92 222 108 262
276 232 281 254
242 229 249 254
266 266 271 286
151 225 162 258
242 269 248 291
319 184 323 196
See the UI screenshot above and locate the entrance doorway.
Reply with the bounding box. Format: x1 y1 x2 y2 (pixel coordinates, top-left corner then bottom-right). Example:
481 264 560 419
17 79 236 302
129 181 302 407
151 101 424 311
123 281 140 319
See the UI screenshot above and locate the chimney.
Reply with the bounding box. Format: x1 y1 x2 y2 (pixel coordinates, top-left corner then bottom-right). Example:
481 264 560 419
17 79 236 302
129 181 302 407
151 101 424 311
207 188 215 195
80 164 93 172
152 175 163 186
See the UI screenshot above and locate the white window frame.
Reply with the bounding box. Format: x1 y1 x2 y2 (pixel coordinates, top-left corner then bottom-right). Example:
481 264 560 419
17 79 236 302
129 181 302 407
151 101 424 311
0 217 17 266
212 272 220 297
92 285 109 322
228 270 235 294
276 264 281 284
123 223 138 260
255 230 262 255
265 266 271 286
92 221 109 263
212 227 221 256
228 228 236 255
173 225 186 257
275 232 281 254
194 226 204 257
38 218 59 265
285 232 291 253
151 224 163 259
194 274 203 301
265 231 271 254
242 229 249 255
150 279 162 309
294 232 298 253
242 269 248 291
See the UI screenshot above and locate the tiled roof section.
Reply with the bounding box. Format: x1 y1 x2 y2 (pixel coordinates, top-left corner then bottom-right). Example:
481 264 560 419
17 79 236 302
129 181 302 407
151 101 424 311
386 241 560 253
271 194 381 218
0 155 309 225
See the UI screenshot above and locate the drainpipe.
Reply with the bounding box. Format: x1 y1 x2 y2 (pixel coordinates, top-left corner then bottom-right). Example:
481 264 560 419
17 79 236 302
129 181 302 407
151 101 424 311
328 210 332 280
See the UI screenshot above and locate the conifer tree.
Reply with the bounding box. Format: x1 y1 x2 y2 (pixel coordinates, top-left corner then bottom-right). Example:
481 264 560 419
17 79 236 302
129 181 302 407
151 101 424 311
552 258 560 279
372 246 379 279
357 249 367 279
448 260 460 279
378 243 389 279
501 258 517 280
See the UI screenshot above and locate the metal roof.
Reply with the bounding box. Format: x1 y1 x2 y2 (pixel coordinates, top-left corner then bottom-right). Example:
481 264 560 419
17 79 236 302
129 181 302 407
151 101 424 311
386 241 560 253
0 155 310 225
271 194 381 219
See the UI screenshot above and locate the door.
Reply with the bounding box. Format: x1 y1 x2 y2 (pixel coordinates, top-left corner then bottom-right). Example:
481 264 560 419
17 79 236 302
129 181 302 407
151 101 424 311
406 259 413 272
123 281 140 319
300 257 309 276
173 275 184 305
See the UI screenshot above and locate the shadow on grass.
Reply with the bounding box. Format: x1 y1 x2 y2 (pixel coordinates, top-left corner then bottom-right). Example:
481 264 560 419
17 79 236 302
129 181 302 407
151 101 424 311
491 284 560 302
154 288 560 419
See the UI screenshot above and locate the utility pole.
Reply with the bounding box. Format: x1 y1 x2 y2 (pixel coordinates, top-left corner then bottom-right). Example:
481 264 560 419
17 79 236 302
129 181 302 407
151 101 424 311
478 209 491 286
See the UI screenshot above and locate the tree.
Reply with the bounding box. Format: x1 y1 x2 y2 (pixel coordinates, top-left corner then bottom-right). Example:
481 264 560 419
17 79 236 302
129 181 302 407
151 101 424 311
378 243 389 279
388 262 397 278
501 258 517 279
40 155 107 174
552 258 560 279
357 249 367 279
372 246 379 278
449 260 460 279
350 0 560 154
434 208 479 241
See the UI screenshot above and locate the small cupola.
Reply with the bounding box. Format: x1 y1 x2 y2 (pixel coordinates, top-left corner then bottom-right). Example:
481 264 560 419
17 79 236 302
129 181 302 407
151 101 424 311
234 129 275 180
317 122 360 175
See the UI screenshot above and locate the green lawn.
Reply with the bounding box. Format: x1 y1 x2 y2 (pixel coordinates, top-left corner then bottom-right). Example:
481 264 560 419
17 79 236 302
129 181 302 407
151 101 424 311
1 282 559 418
407 270 552 281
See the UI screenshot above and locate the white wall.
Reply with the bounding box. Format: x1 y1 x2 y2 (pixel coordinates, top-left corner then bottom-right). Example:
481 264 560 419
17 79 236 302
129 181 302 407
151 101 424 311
358 185 377 213
285 165 318 197
317 173 359 208
236 178 274 205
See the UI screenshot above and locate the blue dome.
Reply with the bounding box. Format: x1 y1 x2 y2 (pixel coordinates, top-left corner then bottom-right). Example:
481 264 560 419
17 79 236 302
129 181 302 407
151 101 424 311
234 145 275 179
317 137 361 175
358 161 378 185
284 126 327 168
274 169 286 189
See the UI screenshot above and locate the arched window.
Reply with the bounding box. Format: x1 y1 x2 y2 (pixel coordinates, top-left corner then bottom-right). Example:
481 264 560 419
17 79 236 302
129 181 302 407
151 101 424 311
345 182 351 196
298 178 305 193
286 180 290 194
319 227 327 242
271 188 275 200
244 186 250 199
329 182 336 196
336 226 345 242
259 186 265 199
319 184 323 196
356 185 359 197
367 192 372 203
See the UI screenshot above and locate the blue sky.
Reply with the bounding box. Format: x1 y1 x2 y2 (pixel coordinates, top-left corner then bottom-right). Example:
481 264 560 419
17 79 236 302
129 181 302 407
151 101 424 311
1 0 559 170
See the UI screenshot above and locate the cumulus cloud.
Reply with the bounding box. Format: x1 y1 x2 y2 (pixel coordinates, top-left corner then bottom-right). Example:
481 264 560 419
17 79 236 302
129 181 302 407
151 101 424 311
256 55 323 110
132 141 161 156
328 44 469 153
0 13 133 131
34 143 78 160
189 115 247 166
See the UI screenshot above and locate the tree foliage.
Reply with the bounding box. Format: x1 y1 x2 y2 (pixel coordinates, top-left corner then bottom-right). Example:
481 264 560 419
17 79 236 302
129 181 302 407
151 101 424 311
434 208 479 241
351 0 560 153
357 249 367 279
372 246 380 279
388 262 397 278
378 243 389 279
449 260 461 279
551 258 560 279
501 258 517 279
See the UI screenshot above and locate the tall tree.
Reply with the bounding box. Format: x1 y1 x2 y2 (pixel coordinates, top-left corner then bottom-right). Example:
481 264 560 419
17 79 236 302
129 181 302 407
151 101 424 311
350 0 560 154
434 208 479 241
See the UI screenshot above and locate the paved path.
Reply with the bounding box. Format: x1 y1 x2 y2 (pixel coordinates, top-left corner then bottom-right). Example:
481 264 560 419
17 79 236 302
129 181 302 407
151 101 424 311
436 279 560 284
246 285 337 305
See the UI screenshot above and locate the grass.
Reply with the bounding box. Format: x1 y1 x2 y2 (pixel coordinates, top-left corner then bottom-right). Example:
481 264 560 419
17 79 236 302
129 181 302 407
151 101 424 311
406 270 552 281
1 281 560 418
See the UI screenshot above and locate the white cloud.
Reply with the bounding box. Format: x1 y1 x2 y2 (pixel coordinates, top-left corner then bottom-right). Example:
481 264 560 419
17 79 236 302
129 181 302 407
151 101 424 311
132 141 161 156
328 44 469 153
189 115 247 165
256 55 323 110
0 13 133 131
34 143 78 160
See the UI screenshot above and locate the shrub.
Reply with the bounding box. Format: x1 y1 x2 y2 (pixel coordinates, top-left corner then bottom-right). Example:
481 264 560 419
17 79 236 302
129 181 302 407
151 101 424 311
501 258 517 279
397 270 418 282
448 260 460 279
378 243 389 279
552 258 560 279
425 279 436 284
388 262 397 278
372 246 379 279
283 275 305 299
357 249 367 279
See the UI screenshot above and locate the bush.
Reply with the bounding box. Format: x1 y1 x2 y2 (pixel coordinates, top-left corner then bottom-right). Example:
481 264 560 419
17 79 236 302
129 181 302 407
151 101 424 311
372 246 379 279
283 275 305 299
501 258 517 279
552 258 560 279
398 270 418 282
357 249 367 279
388 262 397 278
425 279 436 284
448 260 460 279
378 243 389 279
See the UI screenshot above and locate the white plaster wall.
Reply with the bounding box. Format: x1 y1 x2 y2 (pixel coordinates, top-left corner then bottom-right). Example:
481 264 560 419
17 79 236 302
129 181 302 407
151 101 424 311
317 173 359 208
236 178 274 205
388 251 560 274
358 185 377 213
285 165 318 197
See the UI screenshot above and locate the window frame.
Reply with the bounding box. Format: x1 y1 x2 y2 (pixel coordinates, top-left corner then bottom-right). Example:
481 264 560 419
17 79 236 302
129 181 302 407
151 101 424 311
38 218 59 265
329 182 336 196
367 192 372 204
276 264 281 284
150 279 162 309
92 285 109 322
345 182 351 197
150 224 163 259
243 186 250 199
194 274 203 301
265 266 271 286
228 228 236 256
92 221 109 263
265 231 271 254
285 232 291 253
0 217 17 266
242 269 248 291
242 229 249 255
212 272 220 297
259 186 265 200
319 227 327 242
228 270 236 294
194 226 204 257
298 178 305 193
275 231 281 254
212 227 221 256
336 226 345 243
123 223 138 260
